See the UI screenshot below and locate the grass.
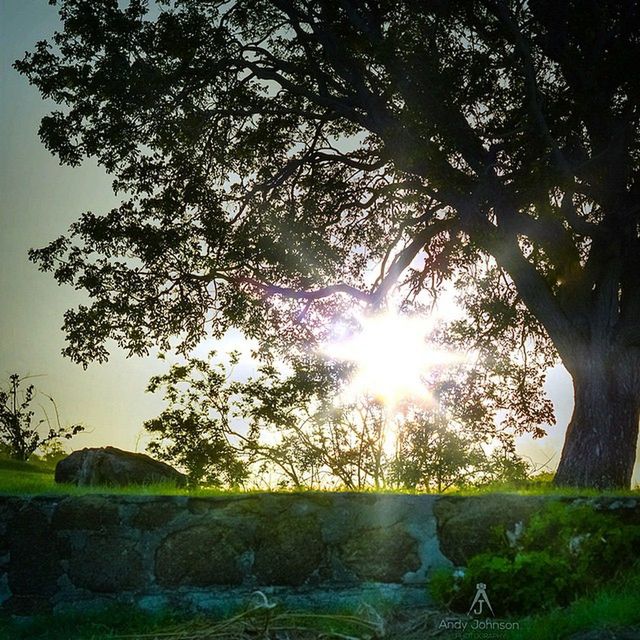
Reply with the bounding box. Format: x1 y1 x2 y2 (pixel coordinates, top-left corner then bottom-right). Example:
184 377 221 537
1 454 638 497
1 571 639 639
0 600 384 640
0 456 60 494
0 456 240 497
454 478 640 497
0 605 191 640
507 564 640 639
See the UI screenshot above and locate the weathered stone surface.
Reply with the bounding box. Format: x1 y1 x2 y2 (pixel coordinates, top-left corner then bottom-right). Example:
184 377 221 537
55 446 187 487
155 523 250 586
2 492 633 617
2 594 52 615
0 498 20 555
188 494 260 515
56 530 88 559
131 500 181 529
253 513 325 586
52 495 120 530
588 497 640 524
67 536 146 592
8 505 61 596
340 524 420 583
433 495 549 565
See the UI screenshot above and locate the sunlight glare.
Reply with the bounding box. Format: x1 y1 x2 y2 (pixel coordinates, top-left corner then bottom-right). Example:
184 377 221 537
323 311 463 409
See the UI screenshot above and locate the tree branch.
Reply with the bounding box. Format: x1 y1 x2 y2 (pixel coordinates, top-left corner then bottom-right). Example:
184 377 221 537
484 0 573 179
228 218 457 308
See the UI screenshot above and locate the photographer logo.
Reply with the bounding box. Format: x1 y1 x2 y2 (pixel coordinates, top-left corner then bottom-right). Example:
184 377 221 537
437 581 521 633
468 582 495 617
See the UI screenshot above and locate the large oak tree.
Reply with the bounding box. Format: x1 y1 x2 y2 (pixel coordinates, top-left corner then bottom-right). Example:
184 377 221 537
16 0 640 487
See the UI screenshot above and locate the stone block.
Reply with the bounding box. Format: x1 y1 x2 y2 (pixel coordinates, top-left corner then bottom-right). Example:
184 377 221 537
433 495 548 565
155 523 250 586
131 500 181 529
52 496 121 531
67 536 147 592
340 524 420 583
8 505 61 597
253 513 324 586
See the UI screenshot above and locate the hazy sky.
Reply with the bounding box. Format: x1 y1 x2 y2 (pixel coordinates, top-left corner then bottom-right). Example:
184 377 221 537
1 1 637 483
0 0 175 453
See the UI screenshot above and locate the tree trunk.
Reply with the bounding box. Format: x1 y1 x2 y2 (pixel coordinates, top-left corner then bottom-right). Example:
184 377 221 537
554 355 640 489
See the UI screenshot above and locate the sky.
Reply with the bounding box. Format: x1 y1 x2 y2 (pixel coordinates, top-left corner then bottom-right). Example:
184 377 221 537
0 1 637 483
0 0 175 453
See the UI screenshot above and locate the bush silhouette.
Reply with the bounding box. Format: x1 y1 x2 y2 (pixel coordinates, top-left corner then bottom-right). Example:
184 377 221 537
0 373 84 461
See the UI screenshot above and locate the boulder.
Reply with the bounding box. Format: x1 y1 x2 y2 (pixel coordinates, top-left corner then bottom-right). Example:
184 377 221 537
55 446 187 487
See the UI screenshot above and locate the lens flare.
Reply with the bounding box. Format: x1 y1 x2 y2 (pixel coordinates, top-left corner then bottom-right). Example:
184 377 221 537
323 311 462 410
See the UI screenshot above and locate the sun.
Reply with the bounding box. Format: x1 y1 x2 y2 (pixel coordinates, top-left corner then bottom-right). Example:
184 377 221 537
323 311 461 409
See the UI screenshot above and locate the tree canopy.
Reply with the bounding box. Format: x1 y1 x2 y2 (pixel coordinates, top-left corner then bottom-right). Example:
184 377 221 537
16 0 640 487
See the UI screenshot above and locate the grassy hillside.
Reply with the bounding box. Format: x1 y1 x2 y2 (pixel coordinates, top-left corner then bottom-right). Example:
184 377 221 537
0 455 57 493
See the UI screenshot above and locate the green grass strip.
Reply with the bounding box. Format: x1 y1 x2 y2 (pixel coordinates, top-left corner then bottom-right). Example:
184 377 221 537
507 566 640 639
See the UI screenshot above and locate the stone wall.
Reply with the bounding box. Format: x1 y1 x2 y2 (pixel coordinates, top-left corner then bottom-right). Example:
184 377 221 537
0 492 637 615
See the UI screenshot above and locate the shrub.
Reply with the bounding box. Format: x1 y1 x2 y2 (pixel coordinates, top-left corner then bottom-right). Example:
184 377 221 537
431 501 640 616
0 374 83 461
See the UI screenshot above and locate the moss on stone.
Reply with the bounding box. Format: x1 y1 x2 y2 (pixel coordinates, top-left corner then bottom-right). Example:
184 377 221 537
131 501 181 529
340 524 420 583
433 494 550 565
52 496 120 530
155 523 250 586
67 535 147 593
8 505 61 597
253 511 325 586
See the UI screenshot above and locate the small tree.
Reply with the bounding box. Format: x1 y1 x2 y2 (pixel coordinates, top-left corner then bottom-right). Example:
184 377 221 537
0 374 84 461
253 395 393 490
388 410 486 493
386 408 530 492
38 439 71 465
144 355 250 486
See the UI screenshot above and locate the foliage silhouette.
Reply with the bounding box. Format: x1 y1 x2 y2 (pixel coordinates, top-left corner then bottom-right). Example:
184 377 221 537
144 354 529 490
0 374 84 461
15 0 640 487
144 353 249 487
